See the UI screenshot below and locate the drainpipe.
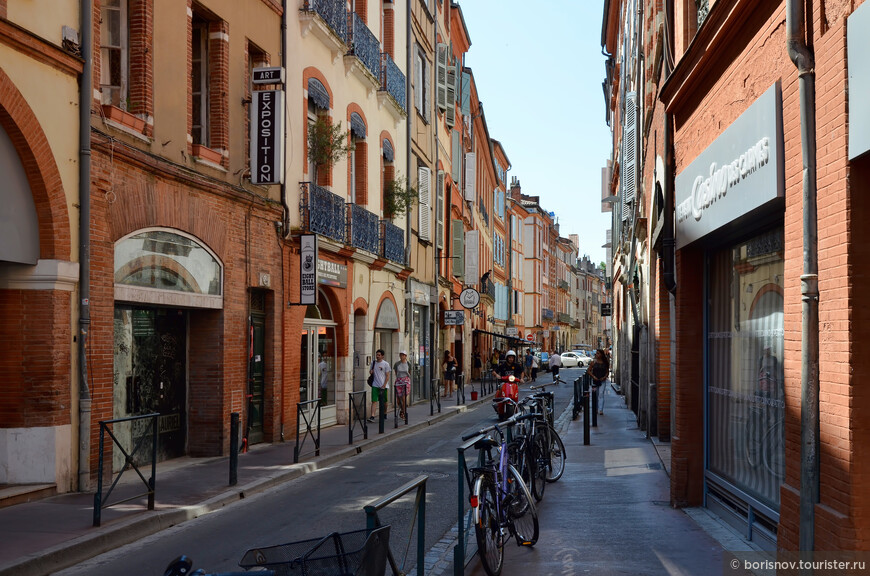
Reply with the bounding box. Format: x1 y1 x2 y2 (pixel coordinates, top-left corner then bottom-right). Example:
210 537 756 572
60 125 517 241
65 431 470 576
78 0 93 492
280 0 290 239
786 0 820 551
404 0 414 378
662 31 676 295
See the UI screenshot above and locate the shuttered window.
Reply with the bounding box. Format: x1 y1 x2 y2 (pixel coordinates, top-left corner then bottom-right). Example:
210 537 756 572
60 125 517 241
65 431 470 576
622 91 637 223
418 167 431 242
436 43 448 111
451 130 461 184
452 219 464 278
464 152 476 201
436 170 445 249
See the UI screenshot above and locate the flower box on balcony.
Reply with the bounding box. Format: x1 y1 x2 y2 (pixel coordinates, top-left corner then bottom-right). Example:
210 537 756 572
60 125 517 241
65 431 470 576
101 105 146 132
192 144 223 165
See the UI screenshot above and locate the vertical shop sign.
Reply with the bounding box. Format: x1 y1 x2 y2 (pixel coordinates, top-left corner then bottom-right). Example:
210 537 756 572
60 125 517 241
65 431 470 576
300 235 317 305
250 90 284 185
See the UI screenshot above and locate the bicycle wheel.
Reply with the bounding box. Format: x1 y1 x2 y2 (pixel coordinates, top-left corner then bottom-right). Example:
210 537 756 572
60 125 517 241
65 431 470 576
506 464 539 546
762 418 784 480
530 430 548 501
744 410 762 467
508 440 542 503
473 475 504 576
545 426 566 482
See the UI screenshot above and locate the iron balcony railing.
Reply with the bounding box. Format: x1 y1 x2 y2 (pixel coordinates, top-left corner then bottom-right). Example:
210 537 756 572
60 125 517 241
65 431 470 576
697 0 709 27
380 53 407 112
302 0 348 43
348 12 381 79
542 308 554 320
558 312 573 324
348 203 381 255
301 182 347 243
480 277 496 300
559 279 570 291
381 220 404 264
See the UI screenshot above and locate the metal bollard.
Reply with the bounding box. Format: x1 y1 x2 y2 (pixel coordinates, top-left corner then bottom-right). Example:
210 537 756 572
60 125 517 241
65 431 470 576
379 393 386 434
229 412 239 486
583 377 591 446
591 386 599 428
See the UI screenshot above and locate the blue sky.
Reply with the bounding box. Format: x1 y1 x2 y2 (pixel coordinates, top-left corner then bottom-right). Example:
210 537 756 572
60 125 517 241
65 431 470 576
457 0 612 266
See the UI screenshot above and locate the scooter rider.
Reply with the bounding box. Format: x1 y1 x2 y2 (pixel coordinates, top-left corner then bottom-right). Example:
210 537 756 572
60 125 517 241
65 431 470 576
497 350 525 381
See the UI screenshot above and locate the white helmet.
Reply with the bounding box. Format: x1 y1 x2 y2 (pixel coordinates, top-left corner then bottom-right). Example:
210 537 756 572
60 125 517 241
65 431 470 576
506 350 516 357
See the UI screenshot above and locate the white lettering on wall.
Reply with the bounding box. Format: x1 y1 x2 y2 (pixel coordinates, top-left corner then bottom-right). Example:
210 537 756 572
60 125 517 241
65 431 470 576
677 137 770 224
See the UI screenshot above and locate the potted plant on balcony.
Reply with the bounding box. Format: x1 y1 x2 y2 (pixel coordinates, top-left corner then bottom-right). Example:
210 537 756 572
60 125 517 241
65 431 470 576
383 173 417 220
307 115 351 184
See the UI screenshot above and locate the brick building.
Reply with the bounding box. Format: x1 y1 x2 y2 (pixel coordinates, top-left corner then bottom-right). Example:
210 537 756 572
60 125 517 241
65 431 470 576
604 0 870 551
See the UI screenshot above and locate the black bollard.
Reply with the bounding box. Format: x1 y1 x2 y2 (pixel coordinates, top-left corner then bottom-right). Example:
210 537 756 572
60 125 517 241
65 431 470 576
229 412 239 486
583 376 591 445
591 386 599 427
378 393 386 434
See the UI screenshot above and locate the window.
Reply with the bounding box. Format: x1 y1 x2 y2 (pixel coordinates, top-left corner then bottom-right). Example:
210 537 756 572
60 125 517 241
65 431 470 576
190 7 229 160
414 46 429 122
349 111 367 204
100 0 129 108
191 14 209 146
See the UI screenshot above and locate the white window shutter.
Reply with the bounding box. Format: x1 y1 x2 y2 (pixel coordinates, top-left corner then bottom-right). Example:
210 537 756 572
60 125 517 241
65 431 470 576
622 92 637 222
464 152 476 202
452 219 464 278
418 166 431 241
423 56 430 123
436 170 445 249
451 131 461 184
436 44 447 111
465 229 479 282
414 51 423 114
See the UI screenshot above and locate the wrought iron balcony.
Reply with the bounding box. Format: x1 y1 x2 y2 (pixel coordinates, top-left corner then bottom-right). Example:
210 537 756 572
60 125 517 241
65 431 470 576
302 0 347 43
542 308 554 320
380 53 406 112
696 0 709 27
381 220 405 264
559 280 570 291
479 277 496 300
300 182 347 244
347 12 380 80
558 312 573 324
348 203 380 255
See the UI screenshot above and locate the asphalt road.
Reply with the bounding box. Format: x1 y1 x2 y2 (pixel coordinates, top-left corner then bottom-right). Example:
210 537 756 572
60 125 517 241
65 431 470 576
55 371 580 576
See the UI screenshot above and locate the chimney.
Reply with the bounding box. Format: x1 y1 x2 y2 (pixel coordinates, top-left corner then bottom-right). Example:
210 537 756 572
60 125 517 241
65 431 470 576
510 176 522 200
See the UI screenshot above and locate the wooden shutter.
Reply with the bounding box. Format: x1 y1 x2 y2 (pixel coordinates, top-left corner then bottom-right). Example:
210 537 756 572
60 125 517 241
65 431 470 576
418 166 431 241
422 52 430 123
464 152 476 202
622 92 637 222
445 64 456 128
436 170 445 249
452 219 464 278
436 44 448 111
451 130 461 184
465 229 479 283
461 71 471 115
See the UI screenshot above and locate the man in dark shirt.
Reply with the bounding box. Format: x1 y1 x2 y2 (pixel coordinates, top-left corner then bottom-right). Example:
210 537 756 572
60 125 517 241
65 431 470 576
497 350 525 381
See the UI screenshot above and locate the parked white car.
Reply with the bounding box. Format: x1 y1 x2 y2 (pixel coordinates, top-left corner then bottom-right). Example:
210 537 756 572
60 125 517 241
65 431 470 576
559 351 584 368
572 350 594 367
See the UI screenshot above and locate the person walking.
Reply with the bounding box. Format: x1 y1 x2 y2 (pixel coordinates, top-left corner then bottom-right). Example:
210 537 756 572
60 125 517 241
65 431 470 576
524 350 534 381
442 350 457 398
472 349 482 381
548 350 562 382
369 349 391 422
393 351 411 420
318 355 329 405
587 348 611 415
531 352 539 381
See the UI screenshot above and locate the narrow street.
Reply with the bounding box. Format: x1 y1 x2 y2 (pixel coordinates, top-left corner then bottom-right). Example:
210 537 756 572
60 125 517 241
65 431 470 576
54 374 581 576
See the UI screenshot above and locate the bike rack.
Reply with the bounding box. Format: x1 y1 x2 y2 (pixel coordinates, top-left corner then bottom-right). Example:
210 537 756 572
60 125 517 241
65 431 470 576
294 398 321 463
364 475 428 576
348 391 369 444
456 373 466 405
93 413 159 527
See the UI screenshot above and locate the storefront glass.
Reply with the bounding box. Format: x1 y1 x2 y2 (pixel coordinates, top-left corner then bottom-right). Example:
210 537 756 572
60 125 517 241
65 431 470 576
707 228 784 510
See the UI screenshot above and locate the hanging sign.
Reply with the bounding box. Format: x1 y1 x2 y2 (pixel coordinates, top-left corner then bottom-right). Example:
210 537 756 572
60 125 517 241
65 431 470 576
252 66 285 85
459 288 480 309
300 235 317 305
250 90 284 185
443 310 465 326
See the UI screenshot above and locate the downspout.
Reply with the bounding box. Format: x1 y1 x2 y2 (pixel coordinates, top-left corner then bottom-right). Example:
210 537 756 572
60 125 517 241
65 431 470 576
78 0 93 492
281 0 290 240
404 0 413 269
662 3 676 296
786 0 820 551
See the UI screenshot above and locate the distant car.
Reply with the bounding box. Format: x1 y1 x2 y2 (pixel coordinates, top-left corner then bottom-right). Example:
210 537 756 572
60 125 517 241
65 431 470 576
572 350 594 367
533 351 551 372
559 351 583 368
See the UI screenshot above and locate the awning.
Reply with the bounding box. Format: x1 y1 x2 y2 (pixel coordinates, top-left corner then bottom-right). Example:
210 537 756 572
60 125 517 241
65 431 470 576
350 112 366 139
307 78 330 110
472 328 533 348
382 138 394 162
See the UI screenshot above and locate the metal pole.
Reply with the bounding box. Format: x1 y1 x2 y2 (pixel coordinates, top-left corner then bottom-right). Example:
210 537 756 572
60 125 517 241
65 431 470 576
592 385 599 428
583 376 591 446
148 415 157 511
230 412 239 486
93 424 104 527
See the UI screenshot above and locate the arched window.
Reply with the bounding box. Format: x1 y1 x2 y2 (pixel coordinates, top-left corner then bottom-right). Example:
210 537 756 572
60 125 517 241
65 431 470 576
114 229 223 308
349 111 367 204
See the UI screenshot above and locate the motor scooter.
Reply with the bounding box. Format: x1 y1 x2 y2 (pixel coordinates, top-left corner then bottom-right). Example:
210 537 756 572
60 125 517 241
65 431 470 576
493 373 519 421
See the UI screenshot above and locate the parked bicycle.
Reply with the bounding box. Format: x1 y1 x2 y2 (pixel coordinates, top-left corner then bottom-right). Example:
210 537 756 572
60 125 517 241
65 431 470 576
527 383 567 483
462 414 540 576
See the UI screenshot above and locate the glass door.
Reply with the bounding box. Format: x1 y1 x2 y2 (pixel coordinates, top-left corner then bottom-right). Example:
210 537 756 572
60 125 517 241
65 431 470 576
300 324 337 429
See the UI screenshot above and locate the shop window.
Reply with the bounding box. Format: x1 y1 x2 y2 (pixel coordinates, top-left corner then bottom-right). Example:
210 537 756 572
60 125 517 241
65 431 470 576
114 229 223 308
707 228 784 511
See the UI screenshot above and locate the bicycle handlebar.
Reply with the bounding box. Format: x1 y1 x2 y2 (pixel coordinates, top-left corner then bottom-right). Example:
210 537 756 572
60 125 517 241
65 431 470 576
460 413 536 441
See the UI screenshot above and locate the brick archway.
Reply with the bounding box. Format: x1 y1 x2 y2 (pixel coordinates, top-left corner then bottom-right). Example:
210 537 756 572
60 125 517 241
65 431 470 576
0 68 71 259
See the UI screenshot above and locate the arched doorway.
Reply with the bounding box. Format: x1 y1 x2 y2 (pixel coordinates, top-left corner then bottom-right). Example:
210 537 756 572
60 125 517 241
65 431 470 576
301 288 338 427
